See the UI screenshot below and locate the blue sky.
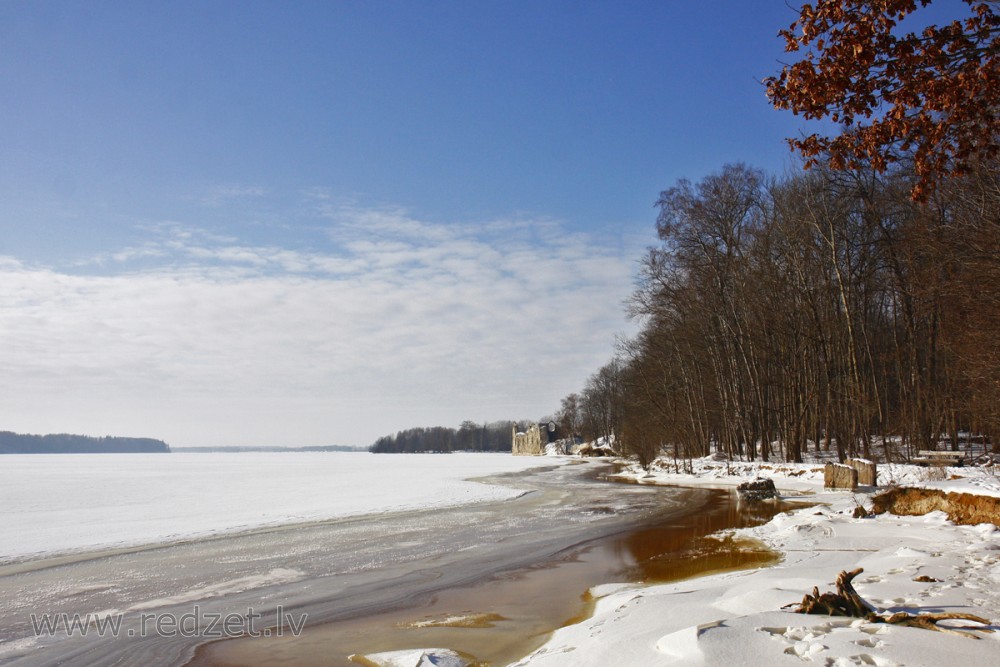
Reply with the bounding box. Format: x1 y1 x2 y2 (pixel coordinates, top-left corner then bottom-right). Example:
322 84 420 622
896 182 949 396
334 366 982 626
1 1 815 446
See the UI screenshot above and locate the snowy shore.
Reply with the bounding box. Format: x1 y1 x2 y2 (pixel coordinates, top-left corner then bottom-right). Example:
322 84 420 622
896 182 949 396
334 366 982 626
510 456 1000 666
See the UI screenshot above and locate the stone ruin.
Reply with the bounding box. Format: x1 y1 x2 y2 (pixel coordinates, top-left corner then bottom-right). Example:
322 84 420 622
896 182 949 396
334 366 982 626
512 421 560 455
512 424 543 455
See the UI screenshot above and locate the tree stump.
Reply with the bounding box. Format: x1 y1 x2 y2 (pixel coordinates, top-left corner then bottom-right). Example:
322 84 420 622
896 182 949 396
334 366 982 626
846 458 877 486
824 463 858 490
795 568 873 616
793 568 993 639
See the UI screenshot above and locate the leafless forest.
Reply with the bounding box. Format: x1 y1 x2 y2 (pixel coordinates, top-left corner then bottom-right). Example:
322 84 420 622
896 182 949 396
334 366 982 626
562 162 1000 467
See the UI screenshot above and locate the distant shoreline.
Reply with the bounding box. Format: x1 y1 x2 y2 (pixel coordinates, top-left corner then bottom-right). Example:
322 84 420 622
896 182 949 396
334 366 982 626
0 431 369 454
172 445 365 453
0 430 169 454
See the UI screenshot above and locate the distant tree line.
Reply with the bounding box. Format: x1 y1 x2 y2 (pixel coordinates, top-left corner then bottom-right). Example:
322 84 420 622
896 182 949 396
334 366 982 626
0 431 170 454
369 420 533 453
175 445 364 453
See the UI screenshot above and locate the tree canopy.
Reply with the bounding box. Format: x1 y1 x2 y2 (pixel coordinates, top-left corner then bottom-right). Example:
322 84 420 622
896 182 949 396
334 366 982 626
765 0 1000 199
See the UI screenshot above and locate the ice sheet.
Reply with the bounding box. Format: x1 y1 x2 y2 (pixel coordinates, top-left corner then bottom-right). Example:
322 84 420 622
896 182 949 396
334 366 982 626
0 452 562 561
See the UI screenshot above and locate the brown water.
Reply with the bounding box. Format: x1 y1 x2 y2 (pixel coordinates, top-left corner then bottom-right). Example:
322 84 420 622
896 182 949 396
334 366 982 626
192 490 789 667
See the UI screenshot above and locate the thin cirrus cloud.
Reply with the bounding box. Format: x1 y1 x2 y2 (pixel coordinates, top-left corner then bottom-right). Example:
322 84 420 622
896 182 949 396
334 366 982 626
0 205 641 447
200 184 270 207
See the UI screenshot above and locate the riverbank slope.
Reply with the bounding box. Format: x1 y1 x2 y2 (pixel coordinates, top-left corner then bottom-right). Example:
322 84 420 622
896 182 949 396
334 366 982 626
514 457 1000 666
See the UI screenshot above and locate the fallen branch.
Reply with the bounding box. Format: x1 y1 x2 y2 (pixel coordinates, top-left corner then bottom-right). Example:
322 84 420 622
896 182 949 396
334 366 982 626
880 610 994 639
794 568 993 638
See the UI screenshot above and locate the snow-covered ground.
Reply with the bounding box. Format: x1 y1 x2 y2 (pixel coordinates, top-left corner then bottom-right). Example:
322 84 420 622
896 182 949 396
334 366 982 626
509 456 1000 666
0 452 563 562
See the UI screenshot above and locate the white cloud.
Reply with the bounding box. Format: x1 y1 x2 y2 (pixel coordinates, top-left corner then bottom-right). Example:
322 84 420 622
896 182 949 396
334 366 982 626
0 207 642 446
200 184 269 207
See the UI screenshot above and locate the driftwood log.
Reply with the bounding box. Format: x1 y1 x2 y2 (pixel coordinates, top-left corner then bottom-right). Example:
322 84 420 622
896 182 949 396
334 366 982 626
794 568 993 639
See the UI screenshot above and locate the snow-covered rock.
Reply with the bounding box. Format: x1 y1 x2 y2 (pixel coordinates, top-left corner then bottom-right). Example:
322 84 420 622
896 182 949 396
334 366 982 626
350 648 470 667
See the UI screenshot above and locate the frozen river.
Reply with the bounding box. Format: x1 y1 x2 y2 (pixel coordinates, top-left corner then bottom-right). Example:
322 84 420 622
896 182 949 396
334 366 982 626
0 454 719 666
0 452 561 562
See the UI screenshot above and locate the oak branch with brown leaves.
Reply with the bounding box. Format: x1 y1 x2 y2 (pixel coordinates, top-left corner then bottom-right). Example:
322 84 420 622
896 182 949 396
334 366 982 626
765 0 1000 199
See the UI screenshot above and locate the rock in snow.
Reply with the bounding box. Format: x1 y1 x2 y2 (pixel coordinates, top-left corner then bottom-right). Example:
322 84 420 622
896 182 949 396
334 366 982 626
736 477 777 501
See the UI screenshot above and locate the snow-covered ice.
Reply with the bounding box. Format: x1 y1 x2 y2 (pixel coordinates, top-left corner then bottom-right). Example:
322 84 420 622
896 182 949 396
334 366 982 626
512 456 1000 667
0 452 564 562
7 449 999 667
351 648 471 667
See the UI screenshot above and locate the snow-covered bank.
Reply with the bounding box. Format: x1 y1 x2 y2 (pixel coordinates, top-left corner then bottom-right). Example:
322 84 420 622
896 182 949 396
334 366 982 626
0 452 565 563
513 456 1000 666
